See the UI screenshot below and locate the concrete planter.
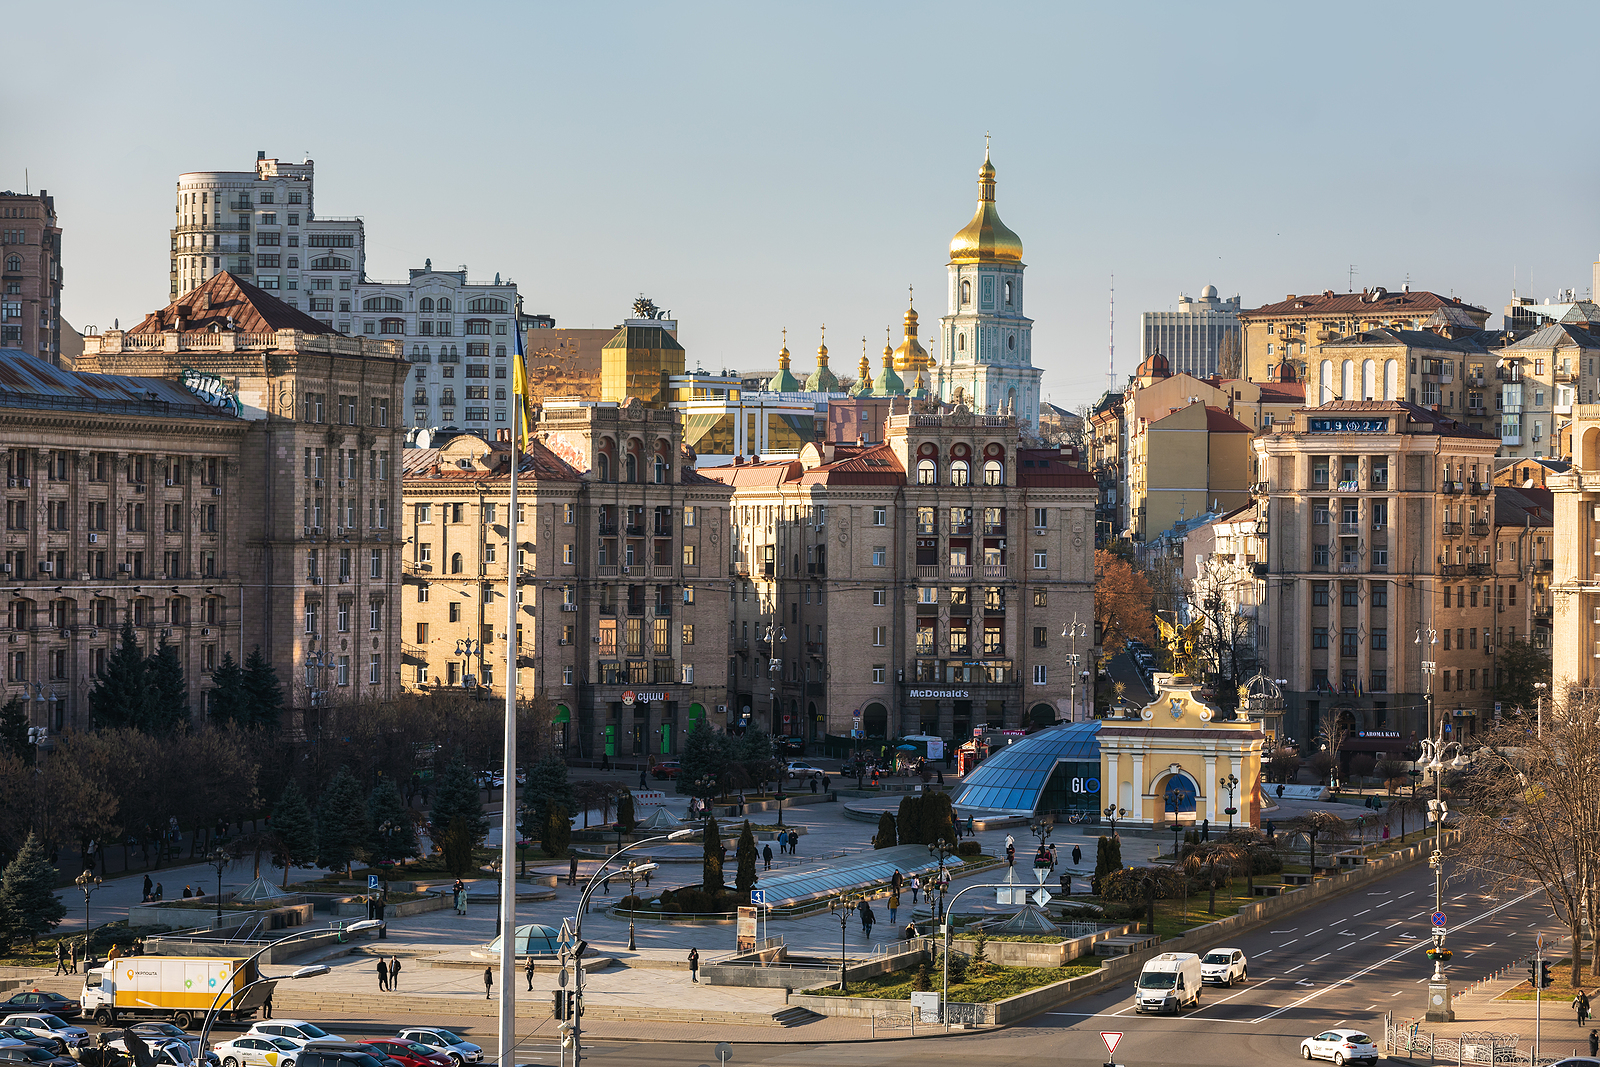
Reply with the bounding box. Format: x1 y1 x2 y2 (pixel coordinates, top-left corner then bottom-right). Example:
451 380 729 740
331 893 450 919
950 922 1137 967
128 900 314 931
703 944 927 990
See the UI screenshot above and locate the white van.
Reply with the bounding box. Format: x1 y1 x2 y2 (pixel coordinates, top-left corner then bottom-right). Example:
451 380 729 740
1134 952 1203 1014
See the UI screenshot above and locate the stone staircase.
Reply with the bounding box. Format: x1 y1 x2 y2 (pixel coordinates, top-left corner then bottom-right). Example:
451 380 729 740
271 989 819 1027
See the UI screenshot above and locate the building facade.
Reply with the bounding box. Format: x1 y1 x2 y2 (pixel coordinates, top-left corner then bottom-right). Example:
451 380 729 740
1256 401 1501 744
1141 285 1241 380
1491 486 1553 655
172 152 365 316
78 271 407 726
350 265 519 432
1 190 63 366
1549 410 1600 696
1128 402 1252 542
704 411 1097 745
935 150 1042 429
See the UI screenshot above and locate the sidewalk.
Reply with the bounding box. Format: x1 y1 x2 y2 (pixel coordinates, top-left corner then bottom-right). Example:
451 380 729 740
1392 974 1600 1062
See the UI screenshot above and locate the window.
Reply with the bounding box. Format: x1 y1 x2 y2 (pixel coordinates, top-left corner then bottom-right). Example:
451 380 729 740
1033 589 1047 608
917 459 937 485
1312 627 1328 649
1341 628 1358 657
683 506 696 527
1033 507 1049 529
1033 626 1048 648
872 506 886 526
1033 664 1047 685
872 546 886 567
563 544 574 565
983 459 1004 486
370 549 383 578
682 544 696 566
918 586 936 604
1341 583 1358 607
1033 549 1047 570
872 626 886 647
1313 544 1330 566
1371 583 1387 606
872 664 886 683
950 459 970 485
1371 627 1387 649
872 587 887 606
1312 583 1329 606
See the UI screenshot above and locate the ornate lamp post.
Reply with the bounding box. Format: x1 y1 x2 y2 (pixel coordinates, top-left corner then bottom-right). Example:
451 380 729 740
75 869 102 956
927 840 954 920
829 892 860 992
621 860 658 951
1103 804 1125 836
1062 617 1090 723
1419 726 1467 1022
1218 774 1239 835
1165 787 1186 858
206 847 230 924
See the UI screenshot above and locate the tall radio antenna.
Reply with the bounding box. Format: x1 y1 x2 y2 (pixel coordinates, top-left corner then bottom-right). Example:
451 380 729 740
1108 272 1116 392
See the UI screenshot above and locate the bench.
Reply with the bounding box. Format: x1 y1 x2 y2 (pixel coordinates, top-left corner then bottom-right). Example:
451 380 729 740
1252 883 1288 897
1095 933 1160 956
1281 872 1313 886
1334 852 1368 867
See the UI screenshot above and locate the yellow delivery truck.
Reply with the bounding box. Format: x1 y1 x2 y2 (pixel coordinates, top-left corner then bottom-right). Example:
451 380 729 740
81 956 270 1028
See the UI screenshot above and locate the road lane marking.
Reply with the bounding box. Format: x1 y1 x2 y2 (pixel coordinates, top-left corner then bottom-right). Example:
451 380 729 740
1387 922 1403 930
1391 991 1403 997
1270 928 1297 933
1306 928 1322 936
1355 909 1371 916
1342 942 1358 950
1311 953 1330 962
1282 938 1299 945
1359 931 1379 940
1375 900 1392 907
1399 891 1416 899
1187 979 1271 1016
1286 965 1303 972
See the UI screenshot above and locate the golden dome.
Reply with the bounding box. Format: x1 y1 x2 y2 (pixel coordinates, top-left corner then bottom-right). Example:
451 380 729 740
892 290 931 374
948 145 1023 264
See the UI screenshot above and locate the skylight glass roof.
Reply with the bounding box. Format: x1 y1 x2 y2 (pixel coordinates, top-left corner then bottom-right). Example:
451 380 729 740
951 721 1101 816
757 843 954 908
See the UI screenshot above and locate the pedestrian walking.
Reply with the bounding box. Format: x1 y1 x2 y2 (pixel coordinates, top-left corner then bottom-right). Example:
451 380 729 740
640 768 647 789
936 768 944 785
1275 783 1285 800
388 956 401 990
788 830 798 855
891 869 903 894
1382 824 1390 841
70 940 80 974
601 751 611 771
142 875 153 902
262 991 273 1019
809 777 818 794
861 900 875 938
966 816 975 835
823 775 831 794
910 876 920 904
688 947 699 983
602 873 612 895
525 954 536 992
1576 990 1591 1026
777 834 786 856
484 967 493 999
1589 1029 1598 1058
763 844 773 871
377 957 389 991
569 856 578 887
1072 844 1082 867
54 941 67 976
888 892 900 925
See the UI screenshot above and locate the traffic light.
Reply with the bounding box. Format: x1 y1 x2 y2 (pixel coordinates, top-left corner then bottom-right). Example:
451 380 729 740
553 990 568 1020
1528 960 1539 987
1540 961 1553 989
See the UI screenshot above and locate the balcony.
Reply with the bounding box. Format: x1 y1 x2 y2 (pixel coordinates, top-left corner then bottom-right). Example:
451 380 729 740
949 601 971 617
983 523 1006 536
1533 606 1553 620
1556 367 1578 382
1370 474 1389 489
1337 562 1362 574
1336 480 1361 493
1441 482 1462 495
1467 403 1487 416
1469 521 1490 537
1466 562 1491 577
598 522 618 536
949 523 973 536
596 565 618 577
949 565 973 579
1441 522 1463 536
1468 375 1486 388
1535 558 1554 572
982 563 1009 579
1339 522 1362 536
1469 482 1492 496
653 526 672 538
1438 563 1463 577
916 564 940 579
625 524 645 537
1501 436 1522 447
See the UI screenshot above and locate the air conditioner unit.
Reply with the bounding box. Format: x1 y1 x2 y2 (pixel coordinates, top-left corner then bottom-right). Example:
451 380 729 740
6 635 15 644
78 574 89 581
133 484 145 493
89 628 98 638
621 566 631 574
87 533 97 543
119 564 131 572
212 487 222 496
0 565 10 574
338 480 346 488
338 576 349 583
312 527 322 537
166 480 175 487
21 478 29 488
5 479 12 488
314 479 324 488
59 630 68 640
38 562 51 573
201 627 211 636
161 628 172 638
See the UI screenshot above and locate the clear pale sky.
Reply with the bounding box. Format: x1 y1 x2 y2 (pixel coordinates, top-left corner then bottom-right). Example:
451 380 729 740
9 1 1600 409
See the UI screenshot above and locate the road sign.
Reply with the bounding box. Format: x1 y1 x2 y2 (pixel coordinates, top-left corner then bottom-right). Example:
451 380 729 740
368 875 379 890
750 889 767 906
1032 888 1054 907
1431 911 1447 927
713 1043 732 1067
1101 1032 1123 1059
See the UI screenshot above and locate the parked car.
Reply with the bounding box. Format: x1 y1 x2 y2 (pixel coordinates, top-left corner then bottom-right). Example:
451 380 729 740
213 1036 300 1067
0 996 75 1021
0 1044 74 1067
394 1031 482 1067
784 762 823 780
1299 1029 1378 1065
245 1023 344 1049
125 1023 200 1057
1199 948 1247 986
649 761 681 780
0 1028 64 1057
0 1017 88 1051
360 1042 449 1067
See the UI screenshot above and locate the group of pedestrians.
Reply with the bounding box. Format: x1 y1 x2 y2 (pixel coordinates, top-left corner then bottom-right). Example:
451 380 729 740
452 879 468 915
374 955 403 991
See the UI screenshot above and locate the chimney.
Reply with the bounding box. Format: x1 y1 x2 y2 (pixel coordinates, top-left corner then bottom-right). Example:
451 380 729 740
257 150 266 160
201 293 212 311
174 305 190 331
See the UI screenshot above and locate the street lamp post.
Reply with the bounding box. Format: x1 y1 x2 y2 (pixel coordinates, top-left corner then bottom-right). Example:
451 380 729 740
1102 804 1125 837
1164 787 1186 858
928 841 954 920
205 848 229 924
1063 616 1090 723
75 869 102 956
1218 774 1239 836
1532 680 1547 738
829 892 859 992
620 860 658 952
1418 726 1467 1022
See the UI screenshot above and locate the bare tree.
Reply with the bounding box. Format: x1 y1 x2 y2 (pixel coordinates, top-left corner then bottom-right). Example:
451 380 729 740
1282 810 1347 876
1187 559 1258 717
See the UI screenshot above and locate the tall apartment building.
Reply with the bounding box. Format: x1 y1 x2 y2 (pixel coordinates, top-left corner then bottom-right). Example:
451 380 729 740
1241 288 1489 386
1 190 62 367
1256 402 1502 744
1491 486 1553 654
1496 313 1600 461
351 264 519 431
1550 409 1600 695
172 152 365 315
78 271 407 726
1127 401 1253 542
703 410 1097 744
1141 284 1241 379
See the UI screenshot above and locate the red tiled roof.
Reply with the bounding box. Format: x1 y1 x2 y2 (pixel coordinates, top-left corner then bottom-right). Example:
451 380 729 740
130 272 340 335
1243 289 1486 320
1205 406 1253 434
699 459 803 488
400 437 582 484
801 443 905 486
1256 382 1305 404
1016 448 1096 488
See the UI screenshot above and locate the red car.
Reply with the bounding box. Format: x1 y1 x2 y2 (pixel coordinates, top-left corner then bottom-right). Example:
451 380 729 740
650 761 681 780
364 1041 453 1067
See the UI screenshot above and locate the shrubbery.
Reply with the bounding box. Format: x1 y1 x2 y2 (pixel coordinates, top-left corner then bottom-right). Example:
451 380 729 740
956 840 982 857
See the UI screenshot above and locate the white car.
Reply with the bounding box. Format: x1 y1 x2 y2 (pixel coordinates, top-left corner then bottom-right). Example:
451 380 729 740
785 762 823 780
245 1023 343 1049
395 1030 482 1066
1301 1029 1378 1066
0 1018 87 1051
213 1037 300 1067
1200 947 1247 986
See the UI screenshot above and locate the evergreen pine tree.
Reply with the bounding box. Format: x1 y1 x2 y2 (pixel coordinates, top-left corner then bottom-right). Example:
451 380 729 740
269 780 317 887
366 778 419 868
616 792 636 833
543 805 572 858
1108 834 1124 870
523 755 575 835
897 795 924 845
734 725 775 790
208 653 247 726
142 638 189 735
702 813 724 891
0 831 65 950
923 792 956 847
315 766 368 876
676 721 730 799
88 620 147 730
1092 836 1110 895
241 646 284 730
734 820 758 895
0 696 27 761
874 811 897 849
429 748 489 848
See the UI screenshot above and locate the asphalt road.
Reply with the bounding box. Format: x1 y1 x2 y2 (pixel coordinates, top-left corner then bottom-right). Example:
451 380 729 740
77 860 1566 1067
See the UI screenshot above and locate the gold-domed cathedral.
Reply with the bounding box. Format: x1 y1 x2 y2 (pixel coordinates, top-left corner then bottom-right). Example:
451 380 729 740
935 143 1042 428
892 290 933 397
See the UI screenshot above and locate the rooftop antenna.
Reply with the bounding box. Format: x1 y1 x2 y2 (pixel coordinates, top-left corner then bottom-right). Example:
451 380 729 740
1108 271 1115 392
1348 264 1358 292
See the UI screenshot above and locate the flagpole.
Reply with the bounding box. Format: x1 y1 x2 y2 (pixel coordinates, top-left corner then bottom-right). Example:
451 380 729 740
497 303 524 1067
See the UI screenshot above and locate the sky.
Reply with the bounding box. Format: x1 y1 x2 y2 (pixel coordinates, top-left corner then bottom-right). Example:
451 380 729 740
9 1 1600 411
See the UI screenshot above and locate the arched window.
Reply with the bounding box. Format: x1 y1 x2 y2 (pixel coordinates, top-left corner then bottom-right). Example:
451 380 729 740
653 456 666 484
419 298 434 313
363 296 403 312
960 279 971 305
1362 359 1376 401
468 297 508 313
958 333 965 352
309 255 350 271
917 458 937 485
1004 280 1013 306
1384 359 1399 401
450 552 463 574
950 459 970 486
421 344 430 357
598 453 611 482
983 459 1004 486
625 453 638 483
437 297 452 312
5 256 19 272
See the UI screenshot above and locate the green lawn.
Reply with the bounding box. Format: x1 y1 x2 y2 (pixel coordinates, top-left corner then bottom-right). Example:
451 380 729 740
804 959 1101 1001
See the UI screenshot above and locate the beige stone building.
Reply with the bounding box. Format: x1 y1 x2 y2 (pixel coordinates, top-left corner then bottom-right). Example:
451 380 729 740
1548 409 1600 696
1 189 63 366
1128 401 1252 543
400 400 733 758
1255 401 1501 744
1491 486 1553 655
56 271 407 730
702 409 1097 746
